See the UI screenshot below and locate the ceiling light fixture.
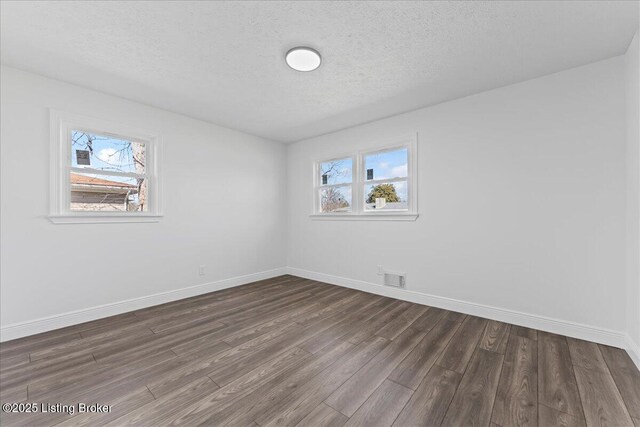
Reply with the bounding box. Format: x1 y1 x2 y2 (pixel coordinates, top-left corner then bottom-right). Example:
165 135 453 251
285 47 321 72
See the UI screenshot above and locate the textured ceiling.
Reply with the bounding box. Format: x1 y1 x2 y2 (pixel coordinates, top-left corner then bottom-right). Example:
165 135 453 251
1 1 638 143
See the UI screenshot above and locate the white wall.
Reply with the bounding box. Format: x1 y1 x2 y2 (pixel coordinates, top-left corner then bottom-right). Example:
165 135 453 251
0 66 287 338
287 57 628 343
626 29 640 361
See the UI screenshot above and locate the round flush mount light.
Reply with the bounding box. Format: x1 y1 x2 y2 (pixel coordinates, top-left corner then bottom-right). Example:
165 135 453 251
285 47 321 72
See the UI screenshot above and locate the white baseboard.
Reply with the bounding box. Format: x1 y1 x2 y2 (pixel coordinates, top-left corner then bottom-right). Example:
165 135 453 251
0 267 288 342
626 334 640 371
286 267 630 352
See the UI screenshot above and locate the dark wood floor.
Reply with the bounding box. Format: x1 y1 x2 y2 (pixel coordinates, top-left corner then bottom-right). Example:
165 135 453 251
1 276 639 426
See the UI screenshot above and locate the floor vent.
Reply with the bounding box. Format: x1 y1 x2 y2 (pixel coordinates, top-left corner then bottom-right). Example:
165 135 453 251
384 272 405 288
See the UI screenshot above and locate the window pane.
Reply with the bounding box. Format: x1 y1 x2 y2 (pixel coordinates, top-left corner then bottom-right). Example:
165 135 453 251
364 148 407 181
71 130 146 174
319 158 352 185
320 185 352 213
70 172 147 212
364 181 408 211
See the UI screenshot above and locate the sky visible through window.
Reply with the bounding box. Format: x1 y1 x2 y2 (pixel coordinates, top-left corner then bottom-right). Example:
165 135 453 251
71 131 145 184
319 158 352 185
364 148 408 181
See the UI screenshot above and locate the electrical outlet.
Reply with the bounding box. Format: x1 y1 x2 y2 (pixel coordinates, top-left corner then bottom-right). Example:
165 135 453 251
377 265 384 275
199 265 205 276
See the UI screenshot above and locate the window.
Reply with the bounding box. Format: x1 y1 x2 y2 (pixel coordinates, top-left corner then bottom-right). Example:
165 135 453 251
363 147 409 211
312 134 417 220
316 157 354 213
50 110 162 223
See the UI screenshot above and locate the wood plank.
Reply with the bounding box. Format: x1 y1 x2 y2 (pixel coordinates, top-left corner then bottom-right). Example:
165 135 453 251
573 364 634 426
374 303 428 340
295 291 370 328
105 377 219 426
93 320 229 363
0 385 27 404
511 325 537 341
344 379 413 427
445 311 467 322
114 346 312 426
7 364 178 427
441 348 504 427
566 337 608 372
393 365 462 427
169 300 322 357
340 300 409 345
145 341 232 397
67 312 142 337
296 403 348 427
435 315 487 373
491 335 537 427
207 286 320 328
56 386 155 426
0 353 96 390
26 324 154 362
27 350 177 402
209 294 382 387
388 318 460 390
299 296 390 354
324 327 425 417
149 284 316 334
538 405 586 427
599 345 640 420
0 354 29 372
142 280 315 334
203 323 305 386
538 332 583 418
0 329 83 356
221 301 321 347
209 339 356 426
409 307 448 332
256 337 389 427
126 279 293 332
479 320 511 354
132 276 299 319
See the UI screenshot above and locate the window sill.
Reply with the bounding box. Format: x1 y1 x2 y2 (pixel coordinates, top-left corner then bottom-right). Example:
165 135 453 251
309 213 418 221
49 214 163 224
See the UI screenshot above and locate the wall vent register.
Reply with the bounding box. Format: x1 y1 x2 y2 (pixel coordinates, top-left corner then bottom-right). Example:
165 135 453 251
384 272 406 288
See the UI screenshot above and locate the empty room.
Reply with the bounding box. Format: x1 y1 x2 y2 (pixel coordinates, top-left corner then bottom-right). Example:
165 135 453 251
1 1 639 426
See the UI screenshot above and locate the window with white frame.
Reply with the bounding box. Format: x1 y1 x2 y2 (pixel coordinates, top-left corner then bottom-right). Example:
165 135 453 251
363 146 409 212
316 157 354 213
313 135 417 220
50 111 162 223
